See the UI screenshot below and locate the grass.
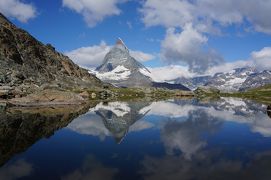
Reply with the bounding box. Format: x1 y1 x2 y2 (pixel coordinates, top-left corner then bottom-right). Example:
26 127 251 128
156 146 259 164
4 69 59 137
221 84 271 104
73 86 194 101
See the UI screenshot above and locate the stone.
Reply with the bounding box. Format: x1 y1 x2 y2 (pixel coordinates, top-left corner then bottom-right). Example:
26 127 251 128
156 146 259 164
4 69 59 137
79 91 89 99
91 92 97 99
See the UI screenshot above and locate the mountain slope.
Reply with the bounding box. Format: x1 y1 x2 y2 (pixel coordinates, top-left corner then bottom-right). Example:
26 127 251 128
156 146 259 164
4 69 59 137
172 76 212 90
94 38 190 90
95 38 152 87
240 70 271 91
0 13 103 97
205 67 257 92
172 67 271 92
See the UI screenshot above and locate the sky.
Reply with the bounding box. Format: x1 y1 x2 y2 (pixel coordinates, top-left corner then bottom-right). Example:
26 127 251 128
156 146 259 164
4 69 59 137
1 0 271 80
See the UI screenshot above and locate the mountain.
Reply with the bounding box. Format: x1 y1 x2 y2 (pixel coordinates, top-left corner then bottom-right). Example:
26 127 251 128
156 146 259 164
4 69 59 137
0 13 103 98
205 67 257 92
95 38 152 87
172 76 212 90
172 67 271 92
93 38 190 90
240 70 271 91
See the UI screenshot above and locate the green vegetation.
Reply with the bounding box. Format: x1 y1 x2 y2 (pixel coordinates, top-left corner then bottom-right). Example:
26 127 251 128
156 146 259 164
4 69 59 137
74 86 194 101
194 86 220 100
221 84 271 104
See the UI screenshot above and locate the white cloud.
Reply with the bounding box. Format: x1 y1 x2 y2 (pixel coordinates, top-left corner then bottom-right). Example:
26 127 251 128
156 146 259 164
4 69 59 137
140 0 271 34
65 41 110 68
65 41 155 68
0 0 36 22
161 24 223 73
148 65 195 82
251 47 271 70
130 50 155 62
205 60 251 75
205 46 271 75
140 0 194 28
62 0 126 27
140 0 271 74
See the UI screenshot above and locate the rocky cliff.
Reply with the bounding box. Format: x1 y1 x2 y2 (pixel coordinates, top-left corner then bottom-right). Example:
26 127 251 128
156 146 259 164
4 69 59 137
0 13 103 98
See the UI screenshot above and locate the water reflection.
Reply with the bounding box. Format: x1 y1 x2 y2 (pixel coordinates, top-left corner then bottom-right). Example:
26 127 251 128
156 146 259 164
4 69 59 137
0 104 93 166
0 98 271 179
61 155 118 180
68 101 152 143
267 105 271 119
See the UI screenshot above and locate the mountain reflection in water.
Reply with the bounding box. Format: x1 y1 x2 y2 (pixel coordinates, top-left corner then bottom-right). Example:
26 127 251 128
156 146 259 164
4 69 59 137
0 98 271 180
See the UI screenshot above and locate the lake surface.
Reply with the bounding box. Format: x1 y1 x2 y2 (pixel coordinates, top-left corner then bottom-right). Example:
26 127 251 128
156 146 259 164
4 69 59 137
1 98 271 180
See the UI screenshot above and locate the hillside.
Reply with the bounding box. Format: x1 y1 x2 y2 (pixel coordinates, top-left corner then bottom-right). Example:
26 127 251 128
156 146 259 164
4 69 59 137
0 13 103 99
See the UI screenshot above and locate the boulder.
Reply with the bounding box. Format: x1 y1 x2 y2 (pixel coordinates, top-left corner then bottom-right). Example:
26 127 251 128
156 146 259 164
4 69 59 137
79 91 89 99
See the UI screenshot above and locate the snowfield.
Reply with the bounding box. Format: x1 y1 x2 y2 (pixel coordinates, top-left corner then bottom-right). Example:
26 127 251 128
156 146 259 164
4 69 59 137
94 65 131 81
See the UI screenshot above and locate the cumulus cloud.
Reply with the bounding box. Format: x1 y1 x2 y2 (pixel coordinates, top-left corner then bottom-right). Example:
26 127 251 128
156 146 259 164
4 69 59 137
161 24 224 73
62 0 126 27
205 46 271 75
65 41 110 68
148 65 194 82
206 60 252 75
130 50 155 62
140 0 271 74
140 0 271 34
251 47 271 70
65 41 155 68
0 0 37 22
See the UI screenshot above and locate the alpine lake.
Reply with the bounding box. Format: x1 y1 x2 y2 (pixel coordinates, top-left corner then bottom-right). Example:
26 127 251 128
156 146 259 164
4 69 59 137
1 97 271 180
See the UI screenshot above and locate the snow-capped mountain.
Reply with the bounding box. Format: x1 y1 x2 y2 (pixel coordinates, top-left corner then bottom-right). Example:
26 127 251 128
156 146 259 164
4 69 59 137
172 76 212 90
92 38 190 90
94 38 153 87
205 67 257 92
240 70 271 91
172 67 271 92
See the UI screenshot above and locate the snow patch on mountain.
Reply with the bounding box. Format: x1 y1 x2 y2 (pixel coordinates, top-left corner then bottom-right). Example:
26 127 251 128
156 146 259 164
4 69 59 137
95 65 131 81
139 68 152 78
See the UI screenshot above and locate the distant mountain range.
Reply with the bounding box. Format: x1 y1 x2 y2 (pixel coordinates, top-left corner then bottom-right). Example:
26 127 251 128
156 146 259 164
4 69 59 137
171 67 271 92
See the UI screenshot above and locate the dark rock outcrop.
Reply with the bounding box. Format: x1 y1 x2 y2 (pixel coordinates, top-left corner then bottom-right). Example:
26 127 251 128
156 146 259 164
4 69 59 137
0 13 103 98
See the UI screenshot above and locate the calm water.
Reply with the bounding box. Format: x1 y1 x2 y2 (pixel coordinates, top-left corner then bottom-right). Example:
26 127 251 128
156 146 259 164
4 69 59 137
1 98 271 180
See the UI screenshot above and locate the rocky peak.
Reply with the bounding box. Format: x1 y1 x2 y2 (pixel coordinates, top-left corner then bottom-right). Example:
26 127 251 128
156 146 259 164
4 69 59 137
115 37 128 51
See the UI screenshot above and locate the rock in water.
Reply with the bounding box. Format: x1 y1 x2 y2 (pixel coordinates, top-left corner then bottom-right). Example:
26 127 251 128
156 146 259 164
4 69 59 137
0 13 103 97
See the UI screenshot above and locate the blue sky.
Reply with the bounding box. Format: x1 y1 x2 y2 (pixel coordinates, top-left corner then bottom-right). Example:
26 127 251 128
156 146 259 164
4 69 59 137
1 0 271 79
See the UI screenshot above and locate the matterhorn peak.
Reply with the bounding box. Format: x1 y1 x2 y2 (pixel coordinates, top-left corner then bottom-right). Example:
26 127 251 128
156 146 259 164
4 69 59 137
115 37 129 51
